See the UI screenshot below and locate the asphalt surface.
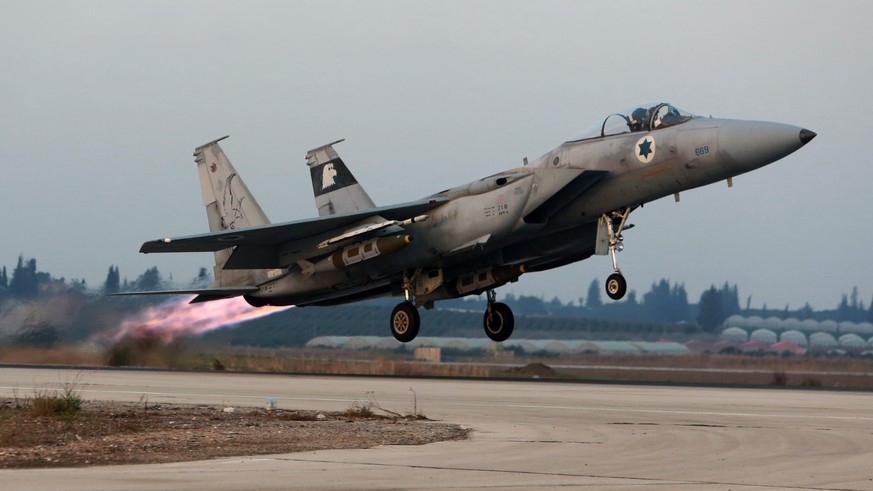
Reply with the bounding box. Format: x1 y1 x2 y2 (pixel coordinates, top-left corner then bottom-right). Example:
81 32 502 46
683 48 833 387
1 367 872 490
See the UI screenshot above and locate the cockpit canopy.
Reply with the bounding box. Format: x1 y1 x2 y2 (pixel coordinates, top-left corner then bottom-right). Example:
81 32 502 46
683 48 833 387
569 103 696 141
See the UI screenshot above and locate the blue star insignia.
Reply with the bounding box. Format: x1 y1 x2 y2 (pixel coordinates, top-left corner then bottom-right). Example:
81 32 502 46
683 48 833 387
638 138 653 158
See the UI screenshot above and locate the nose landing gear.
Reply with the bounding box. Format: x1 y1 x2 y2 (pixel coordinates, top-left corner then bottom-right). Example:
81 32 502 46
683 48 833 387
605 273 627 301
602 208 632 301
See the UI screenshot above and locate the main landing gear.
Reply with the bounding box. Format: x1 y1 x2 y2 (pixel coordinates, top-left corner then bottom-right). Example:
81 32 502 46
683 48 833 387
389 276 515 343
390 276 421 343
483 289 514 342
603 208 631 301
389 301 420 343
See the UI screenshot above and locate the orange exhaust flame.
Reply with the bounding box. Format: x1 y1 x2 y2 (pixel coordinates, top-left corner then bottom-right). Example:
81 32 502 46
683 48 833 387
113 296 292 344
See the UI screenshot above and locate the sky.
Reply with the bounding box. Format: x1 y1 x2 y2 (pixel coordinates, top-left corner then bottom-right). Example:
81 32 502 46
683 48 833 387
1 0 871 311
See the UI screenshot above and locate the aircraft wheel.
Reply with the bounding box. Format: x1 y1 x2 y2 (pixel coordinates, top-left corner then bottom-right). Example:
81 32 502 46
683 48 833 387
483 302 514 342
390 302 420 343
605 273 627 300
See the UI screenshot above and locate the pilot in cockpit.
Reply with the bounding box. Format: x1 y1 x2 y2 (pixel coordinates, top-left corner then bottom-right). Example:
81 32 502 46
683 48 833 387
630 107 650 132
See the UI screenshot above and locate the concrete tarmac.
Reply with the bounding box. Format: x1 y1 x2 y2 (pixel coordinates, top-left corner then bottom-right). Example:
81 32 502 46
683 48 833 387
1 367 872 490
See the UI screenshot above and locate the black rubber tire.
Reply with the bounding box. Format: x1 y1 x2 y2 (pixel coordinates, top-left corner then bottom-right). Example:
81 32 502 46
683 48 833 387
605 273 627 300
483 302 515 342
390 302 420 343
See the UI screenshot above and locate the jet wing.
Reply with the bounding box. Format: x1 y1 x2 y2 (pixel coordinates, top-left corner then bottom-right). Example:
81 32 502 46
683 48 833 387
140 197 447 265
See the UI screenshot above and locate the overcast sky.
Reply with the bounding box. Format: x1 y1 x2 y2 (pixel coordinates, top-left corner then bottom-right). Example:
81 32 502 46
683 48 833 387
2 0 871 311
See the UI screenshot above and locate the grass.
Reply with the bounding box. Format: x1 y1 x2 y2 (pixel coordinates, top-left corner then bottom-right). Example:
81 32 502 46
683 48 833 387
0 346 105 366
0 381 84 449
344 389 429 420
29 384 82 417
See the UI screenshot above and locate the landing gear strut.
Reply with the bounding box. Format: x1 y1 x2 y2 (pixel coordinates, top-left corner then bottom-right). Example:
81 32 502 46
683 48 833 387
483 289 514 342
389 273 517 343
603 208 631 301
390 272 421 343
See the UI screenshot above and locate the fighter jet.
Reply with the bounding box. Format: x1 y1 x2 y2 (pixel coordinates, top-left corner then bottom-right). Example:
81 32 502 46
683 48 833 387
123 103 815 343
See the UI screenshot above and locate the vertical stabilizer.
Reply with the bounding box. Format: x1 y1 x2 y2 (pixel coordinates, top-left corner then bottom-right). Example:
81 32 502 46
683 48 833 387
306 140 376 216
194 136 270 231
193 136 270 286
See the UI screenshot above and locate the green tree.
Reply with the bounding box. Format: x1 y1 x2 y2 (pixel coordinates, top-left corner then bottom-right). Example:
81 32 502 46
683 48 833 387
514 295 547 315
836 294 850 321
103 265 120 293
547 296 564 315
719 282 740 318
643 279 688 322
9 255 38 298
132 266 163 291
799 302 814 319
697 282 739 331
697 285 723 333
0 266 7 289
585 278 602 309
672 283 689 320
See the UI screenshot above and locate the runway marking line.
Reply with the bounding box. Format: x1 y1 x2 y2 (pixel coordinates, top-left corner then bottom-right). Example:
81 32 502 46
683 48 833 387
444 400 873 422
246 457 857 491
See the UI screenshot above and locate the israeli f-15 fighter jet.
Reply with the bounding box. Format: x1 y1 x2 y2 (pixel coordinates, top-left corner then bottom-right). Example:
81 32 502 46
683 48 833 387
123 103 815 343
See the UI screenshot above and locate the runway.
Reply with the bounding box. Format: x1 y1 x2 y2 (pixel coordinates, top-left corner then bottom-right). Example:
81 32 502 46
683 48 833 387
1 367 872 490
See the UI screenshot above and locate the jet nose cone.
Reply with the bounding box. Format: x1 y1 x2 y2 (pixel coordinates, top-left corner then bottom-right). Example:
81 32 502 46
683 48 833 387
719 120 812 171
799 128 817 145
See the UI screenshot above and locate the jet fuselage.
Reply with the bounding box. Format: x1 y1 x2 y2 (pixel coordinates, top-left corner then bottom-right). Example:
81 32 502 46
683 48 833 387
252 109 813 309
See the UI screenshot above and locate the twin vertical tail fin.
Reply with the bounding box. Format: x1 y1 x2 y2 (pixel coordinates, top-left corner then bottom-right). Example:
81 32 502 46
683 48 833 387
194 136 270 287
306 140 376 216
191 137 374 287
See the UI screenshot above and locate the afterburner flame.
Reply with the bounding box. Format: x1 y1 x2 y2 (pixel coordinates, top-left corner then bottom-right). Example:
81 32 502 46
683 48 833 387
114 296 292 344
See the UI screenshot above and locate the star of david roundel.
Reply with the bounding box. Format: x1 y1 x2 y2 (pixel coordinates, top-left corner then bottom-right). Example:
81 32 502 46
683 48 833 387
635 135 656 164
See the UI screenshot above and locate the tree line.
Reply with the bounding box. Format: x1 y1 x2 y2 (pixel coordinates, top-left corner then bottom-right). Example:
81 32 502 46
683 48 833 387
0 255 210 299
441 279 873 333
1 254 872 336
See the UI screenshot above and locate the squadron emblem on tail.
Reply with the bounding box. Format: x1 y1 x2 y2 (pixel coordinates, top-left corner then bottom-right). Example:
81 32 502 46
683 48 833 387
321 163 338 190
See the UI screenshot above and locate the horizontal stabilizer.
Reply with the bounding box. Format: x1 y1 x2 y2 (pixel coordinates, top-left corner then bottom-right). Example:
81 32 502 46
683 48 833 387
141 197 448 255
224 244 280 269
108 286 259 302
189 293 243 303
